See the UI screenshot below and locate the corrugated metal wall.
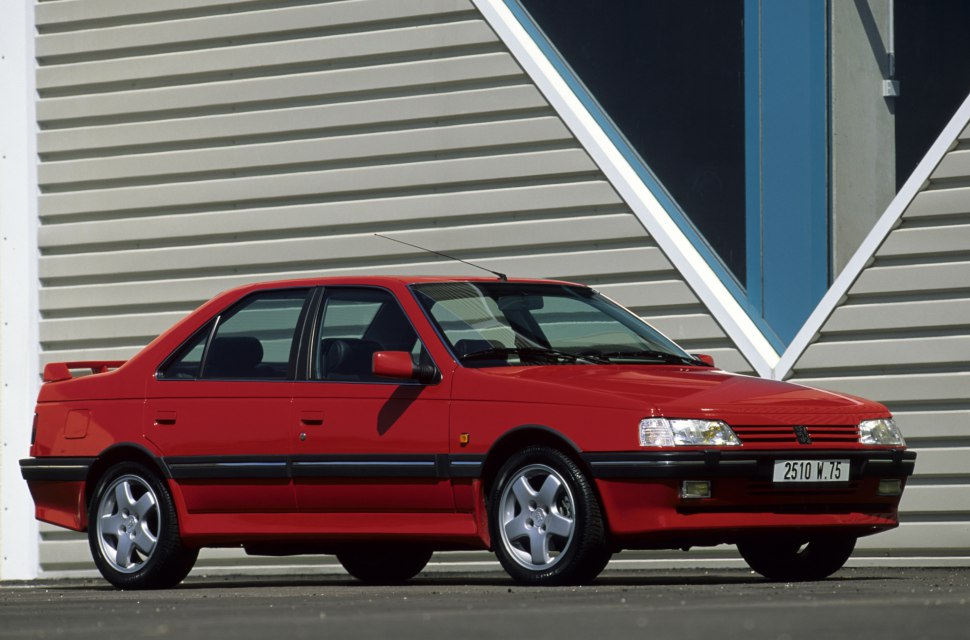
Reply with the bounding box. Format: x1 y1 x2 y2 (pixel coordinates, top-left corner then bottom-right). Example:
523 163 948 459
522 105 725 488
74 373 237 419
789 121 970 555
33 0 751 574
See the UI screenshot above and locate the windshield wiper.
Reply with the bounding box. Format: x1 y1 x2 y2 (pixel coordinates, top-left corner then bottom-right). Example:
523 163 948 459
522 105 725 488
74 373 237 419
459 346 607 364
594 350 702 366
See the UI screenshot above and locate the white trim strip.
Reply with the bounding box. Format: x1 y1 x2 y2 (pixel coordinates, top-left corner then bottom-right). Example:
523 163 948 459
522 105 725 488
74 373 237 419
472 0 779 377
775 91 970 380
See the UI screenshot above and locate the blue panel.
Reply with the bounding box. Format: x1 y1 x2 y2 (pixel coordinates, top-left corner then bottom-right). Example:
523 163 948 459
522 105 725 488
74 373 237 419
759 1 829 344
744 0 763 314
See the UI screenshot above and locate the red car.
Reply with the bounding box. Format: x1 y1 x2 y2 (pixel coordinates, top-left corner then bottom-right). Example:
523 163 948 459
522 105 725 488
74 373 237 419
21 276 915 589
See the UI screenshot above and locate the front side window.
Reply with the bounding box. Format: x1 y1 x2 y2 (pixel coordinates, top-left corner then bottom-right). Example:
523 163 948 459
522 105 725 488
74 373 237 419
412 282 699 368
158 288 310 380
313 288 430 382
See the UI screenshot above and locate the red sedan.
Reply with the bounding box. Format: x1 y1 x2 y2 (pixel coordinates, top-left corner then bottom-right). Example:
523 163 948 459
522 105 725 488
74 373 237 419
21 276 915 589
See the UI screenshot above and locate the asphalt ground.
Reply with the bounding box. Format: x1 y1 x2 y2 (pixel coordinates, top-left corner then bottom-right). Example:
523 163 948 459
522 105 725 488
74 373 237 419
2 566 967 640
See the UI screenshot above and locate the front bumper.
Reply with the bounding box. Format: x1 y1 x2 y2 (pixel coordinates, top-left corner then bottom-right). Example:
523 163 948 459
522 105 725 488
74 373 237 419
581 449 916 548
581 448 915 479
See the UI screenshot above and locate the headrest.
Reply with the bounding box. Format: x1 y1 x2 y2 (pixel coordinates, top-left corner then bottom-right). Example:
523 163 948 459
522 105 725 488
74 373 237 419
205 336 263 378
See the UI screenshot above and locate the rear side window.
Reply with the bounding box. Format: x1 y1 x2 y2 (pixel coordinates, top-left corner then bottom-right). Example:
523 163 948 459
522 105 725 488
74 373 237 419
158 289 310 380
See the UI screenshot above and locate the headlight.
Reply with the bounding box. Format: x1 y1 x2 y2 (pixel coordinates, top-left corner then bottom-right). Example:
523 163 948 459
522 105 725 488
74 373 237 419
639 418 741 447
858 418 906 446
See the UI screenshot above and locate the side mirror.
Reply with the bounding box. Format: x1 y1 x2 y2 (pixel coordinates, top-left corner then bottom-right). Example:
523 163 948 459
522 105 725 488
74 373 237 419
372 351 438 384
692 353 716 367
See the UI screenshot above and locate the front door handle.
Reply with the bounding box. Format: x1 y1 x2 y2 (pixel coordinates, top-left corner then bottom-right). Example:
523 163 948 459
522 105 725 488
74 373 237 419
299 411 324 426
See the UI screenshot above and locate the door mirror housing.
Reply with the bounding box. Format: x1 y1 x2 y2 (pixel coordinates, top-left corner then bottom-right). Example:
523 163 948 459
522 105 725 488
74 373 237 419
372 351 438 384
692 353 716 367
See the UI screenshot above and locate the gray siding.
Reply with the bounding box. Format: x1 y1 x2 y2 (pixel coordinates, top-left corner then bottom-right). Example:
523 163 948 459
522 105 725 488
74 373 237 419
789 121 970 555
34 0 750 575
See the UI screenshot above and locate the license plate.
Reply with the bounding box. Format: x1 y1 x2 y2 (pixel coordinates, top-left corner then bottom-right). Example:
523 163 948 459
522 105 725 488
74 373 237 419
773 459 850 483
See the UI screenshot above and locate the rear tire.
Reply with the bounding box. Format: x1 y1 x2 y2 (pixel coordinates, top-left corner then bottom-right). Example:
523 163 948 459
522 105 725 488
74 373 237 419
489 446 610 585
336 547 433 584
88 462 198 589
738 536 856 581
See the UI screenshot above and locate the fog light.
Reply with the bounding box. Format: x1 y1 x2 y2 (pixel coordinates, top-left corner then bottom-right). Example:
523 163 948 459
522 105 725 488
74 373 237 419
681 480 712 499
877 479 902 496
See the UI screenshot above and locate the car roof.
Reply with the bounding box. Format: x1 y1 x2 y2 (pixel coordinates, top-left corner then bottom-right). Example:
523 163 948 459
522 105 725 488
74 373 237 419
226 275 583 295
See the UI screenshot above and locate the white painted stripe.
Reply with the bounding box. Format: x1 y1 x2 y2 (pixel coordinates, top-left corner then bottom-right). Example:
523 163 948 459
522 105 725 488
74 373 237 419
776 90 970 380
472 0 779 377
33 553 970 581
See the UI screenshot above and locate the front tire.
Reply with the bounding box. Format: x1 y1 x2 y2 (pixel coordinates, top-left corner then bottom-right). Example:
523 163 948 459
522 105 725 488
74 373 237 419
336 547 433 584
489 447 610 585
738 536 856 581
88 462 198 589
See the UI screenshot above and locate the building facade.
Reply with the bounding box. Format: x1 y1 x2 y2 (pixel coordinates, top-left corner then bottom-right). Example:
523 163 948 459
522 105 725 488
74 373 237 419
1 0 967 579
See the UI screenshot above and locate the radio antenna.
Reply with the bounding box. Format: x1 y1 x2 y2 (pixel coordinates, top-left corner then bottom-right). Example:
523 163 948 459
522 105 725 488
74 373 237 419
375 233 507 281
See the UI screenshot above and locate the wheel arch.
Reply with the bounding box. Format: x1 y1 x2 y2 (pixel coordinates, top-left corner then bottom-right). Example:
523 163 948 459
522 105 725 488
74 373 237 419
481 425 584 492
480 425 613 543
84 442 171 527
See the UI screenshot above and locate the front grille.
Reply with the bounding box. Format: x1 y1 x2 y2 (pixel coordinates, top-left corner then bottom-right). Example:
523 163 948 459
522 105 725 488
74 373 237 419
809 426 861 443
732 424 859 444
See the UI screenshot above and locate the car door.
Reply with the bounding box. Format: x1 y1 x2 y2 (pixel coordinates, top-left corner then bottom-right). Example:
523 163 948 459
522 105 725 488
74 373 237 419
145 288 311 515
291 286 452 514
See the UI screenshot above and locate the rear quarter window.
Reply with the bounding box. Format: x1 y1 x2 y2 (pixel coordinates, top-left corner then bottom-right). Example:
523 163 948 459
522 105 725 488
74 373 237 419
157 288 310 380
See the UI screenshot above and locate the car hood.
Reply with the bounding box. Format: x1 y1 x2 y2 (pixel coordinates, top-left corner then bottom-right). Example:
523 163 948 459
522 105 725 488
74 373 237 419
452 365 888 424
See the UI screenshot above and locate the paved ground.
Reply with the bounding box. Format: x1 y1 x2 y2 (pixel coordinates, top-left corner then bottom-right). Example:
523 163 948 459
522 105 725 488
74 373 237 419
2 567 967 640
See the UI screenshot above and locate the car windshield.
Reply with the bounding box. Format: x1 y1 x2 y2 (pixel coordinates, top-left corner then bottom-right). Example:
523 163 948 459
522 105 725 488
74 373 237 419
411 282 701 368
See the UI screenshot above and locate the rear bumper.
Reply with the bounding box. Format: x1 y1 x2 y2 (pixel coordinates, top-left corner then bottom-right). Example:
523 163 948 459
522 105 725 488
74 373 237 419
20 458 94 531
583 449 915 548
20 457 95 482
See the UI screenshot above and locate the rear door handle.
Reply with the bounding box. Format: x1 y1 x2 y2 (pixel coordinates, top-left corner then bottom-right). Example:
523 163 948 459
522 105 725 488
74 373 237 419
154 411 177 426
